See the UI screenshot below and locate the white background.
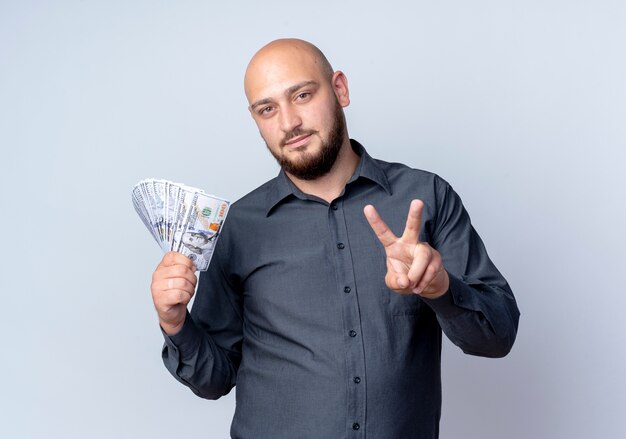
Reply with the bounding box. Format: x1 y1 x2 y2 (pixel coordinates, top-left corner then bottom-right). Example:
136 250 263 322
1 1 625 438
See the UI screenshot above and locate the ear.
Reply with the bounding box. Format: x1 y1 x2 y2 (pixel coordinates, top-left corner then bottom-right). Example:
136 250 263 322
331 71 350 107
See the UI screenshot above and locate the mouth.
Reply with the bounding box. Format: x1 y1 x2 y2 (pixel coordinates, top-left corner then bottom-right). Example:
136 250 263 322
283 133 314 149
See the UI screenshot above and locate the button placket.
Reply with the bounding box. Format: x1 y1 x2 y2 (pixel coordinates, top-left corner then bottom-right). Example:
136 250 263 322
328 199 367 437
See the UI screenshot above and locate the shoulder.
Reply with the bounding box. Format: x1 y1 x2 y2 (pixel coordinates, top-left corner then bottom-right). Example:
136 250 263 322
373 155 451 194
226 175 280 219
365 154 464 230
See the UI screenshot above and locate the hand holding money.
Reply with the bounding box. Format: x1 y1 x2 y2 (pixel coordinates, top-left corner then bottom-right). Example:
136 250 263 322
151 252 198 335
134 179 229 333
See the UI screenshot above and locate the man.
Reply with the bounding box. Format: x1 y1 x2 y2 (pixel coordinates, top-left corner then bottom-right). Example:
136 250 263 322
150 38 520 439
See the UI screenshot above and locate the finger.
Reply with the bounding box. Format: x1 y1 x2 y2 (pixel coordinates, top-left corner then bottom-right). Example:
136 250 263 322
153 264 198 288
159 251 196 270
151 276 196 301
153 289 194 310
413 265 443 295
159 277 197 295
401 199 424 244
412 252 443 295
406 242 432 289
363 204 398 248
385 270 411 293
158 288 194 308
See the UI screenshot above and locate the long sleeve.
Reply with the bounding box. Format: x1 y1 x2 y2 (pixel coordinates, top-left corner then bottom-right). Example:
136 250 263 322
161 231 243 399
422 177 520 358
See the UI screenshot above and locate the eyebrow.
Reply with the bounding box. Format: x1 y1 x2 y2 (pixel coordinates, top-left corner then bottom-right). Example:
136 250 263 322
250 80 319 111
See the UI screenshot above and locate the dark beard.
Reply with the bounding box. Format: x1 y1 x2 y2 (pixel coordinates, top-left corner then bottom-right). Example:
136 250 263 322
265 102 346 181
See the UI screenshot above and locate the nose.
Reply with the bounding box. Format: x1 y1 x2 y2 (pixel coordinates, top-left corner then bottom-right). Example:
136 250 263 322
279 104 302 133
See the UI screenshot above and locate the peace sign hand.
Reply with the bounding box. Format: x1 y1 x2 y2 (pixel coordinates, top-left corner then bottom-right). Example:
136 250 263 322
364 199 449 298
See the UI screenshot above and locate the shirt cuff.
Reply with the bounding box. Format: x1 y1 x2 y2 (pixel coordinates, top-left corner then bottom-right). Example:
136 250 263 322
161 312 202 356
421 274 470 318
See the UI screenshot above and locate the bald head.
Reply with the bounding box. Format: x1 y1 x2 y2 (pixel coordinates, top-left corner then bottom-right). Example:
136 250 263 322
242 38 352 182
244 39 334 103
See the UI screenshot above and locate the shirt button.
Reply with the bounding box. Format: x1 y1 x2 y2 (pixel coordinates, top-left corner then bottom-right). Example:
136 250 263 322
331 204 338 210
353 376 361 384
349 330 357 337
352 423 360 430
337 243 345 249
344 286 351 293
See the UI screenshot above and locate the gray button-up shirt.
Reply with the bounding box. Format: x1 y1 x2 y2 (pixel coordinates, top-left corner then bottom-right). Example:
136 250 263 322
162 140 520 439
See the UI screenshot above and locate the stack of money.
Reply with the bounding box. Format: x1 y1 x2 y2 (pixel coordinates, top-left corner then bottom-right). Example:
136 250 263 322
132 178 230 271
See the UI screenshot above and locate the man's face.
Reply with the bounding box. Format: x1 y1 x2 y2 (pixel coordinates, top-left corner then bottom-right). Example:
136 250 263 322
245 44 350 180
183 233 207 247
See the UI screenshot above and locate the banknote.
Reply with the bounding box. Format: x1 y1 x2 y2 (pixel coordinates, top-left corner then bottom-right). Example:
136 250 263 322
132 179 230 271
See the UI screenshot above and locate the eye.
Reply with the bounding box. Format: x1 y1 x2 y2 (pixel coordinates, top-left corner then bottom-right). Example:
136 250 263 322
258 106 274 116
296 92 311 101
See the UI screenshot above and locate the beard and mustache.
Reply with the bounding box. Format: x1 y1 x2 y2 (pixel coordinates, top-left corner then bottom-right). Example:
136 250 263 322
263 100 346 181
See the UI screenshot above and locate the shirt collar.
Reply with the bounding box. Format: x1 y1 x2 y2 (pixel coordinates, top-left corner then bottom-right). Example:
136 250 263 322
264 139 392 216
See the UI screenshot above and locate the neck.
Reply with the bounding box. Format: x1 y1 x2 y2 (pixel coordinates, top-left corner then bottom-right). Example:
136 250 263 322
286 138 360 203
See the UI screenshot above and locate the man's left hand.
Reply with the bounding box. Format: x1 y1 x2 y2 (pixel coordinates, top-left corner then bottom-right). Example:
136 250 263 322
364 199 449 298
